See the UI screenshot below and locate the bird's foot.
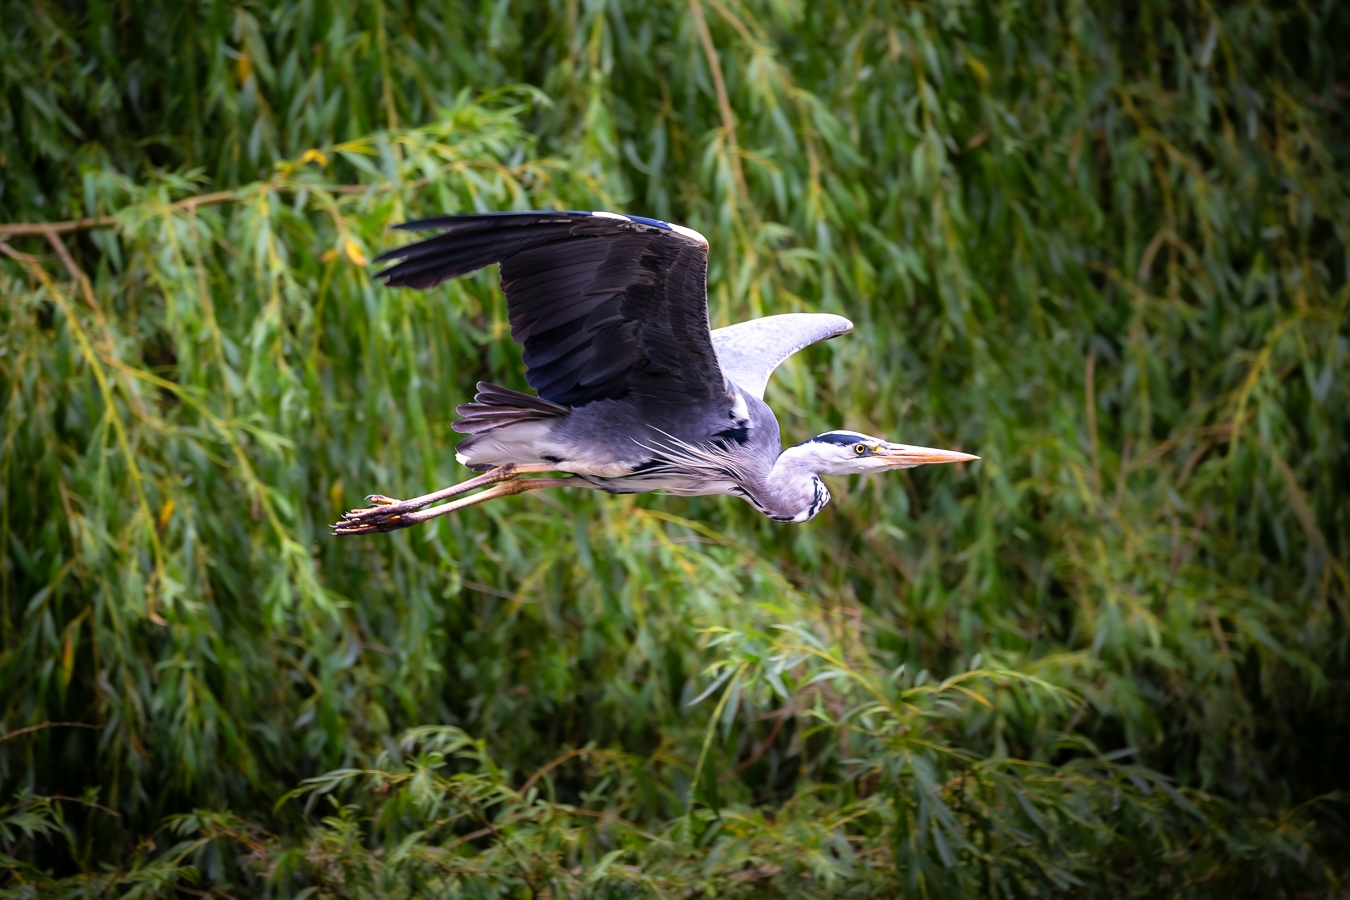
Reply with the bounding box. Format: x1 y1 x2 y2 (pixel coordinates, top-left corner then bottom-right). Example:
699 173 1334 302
334 493 441 534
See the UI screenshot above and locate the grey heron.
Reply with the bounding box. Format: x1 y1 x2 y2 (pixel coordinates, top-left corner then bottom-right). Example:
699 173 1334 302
334 211 977 535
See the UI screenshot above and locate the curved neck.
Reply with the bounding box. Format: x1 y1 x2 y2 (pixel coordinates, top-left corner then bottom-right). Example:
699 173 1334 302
745 444 831 523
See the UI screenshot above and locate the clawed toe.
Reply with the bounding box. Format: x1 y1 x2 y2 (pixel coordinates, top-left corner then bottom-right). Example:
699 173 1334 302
331 517 396 536
339 506 404 526
332 498 408 536
332 504 412 534
342 496 411 523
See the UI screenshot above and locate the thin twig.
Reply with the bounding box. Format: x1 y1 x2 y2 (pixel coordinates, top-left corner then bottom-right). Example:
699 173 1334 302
176 887 241 900
0 176 429 240
1158 508 1206 609
0 721 102 743
461 579 538 602
688 0 749 202
448 825 496 847
44 231 99 310
0 215 117 238
1085 346 1100 494
0 241 48 263
520 747 595 795
0 191 237 239
46 794 122 818
726 708 790 778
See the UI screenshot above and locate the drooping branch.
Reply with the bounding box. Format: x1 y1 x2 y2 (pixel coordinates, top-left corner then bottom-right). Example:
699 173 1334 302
0 190 238 238
0 172 461 244
688 0 749 204
0 721 103 743
0 214 117 238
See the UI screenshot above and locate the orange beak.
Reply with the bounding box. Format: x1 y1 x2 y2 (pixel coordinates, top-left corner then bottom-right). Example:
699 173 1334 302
875 443 979 467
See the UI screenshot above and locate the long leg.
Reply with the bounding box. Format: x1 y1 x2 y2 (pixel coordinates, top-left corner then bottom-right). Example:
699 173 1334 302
332 476 582 536
339 463 563 526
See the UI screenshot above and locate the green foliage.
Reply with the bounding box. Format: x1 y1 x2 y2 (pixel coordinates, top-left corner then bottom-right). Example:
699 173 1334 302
2 0 1348 895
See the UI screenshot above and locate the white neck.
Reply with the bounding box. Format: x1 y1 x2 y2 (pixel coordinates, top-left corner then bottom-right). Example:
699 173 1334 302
746 444 831 523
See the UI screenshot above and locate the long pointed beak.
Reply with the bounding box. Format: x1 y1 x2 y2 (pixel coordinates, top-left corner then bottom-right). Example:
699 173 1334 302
877 443 979 468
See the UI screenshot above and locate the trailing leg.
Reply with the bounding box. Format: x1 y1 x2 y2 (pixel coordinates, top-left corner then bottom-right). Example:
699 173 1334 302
335 463 562 532
332 474 580 535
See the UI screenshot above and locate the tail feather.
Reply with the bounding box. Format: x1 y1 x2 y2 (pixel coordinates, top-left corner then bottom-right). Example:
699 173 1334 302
453 381 569 436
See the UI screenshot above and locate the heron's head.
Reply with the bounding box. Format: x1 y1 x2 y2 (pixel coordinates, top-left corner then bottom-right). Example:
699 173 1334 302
794 430 979 476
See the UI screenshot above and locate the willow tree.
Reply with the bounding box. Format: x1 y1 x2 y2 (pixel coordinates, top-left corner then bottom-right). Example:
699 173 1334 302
1 0 1347 896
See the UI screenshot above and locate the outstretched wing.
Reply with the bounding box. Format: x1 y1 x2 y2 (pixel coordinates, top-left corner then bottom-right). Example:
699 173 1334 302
711 313 854 399
375 211 730 413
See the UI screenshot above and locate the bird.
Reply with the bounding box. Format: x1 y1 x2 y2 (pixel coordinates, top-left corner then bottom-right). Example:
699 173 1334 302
333 210 977 535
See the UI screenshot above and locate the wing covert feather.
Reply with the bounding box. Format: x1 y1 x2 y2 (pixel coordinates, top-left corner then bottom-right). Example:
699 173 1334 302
711 313 854 399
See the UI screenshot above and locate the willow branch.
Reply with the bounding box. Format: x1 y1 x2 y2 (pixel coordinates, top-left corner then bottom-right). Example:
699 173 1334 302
0 215 116 238
0 191 238 239
45 230 100 310
0 179 431 240
0 721 102 743
688 0 749 203
45 794 122 818
726 705 791 778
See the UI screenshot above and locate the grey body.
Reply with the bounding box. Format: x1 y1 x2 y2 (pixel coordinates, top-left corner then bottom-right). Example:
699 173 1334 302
454 350 827 522
462 383 820 515
368 210 973 526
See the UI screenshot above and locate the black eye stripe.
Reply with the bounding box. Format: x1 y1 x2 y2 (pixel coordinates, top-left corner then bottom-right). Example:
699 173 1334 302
811 432 869 447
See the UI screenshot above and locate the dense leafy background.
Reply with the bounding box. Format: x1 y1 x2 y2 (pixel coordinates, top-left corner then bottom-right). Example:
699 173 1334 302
2 0 1348 896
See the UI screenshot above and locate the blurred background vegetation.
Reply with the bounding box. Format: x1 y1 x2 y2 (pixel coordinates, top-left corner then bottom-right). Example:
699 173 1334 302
2 0 1348 895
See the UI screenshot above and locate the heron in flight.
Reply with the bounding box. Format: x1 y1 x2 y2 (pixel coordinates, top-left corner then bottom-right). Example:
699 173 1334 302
335 211 976 535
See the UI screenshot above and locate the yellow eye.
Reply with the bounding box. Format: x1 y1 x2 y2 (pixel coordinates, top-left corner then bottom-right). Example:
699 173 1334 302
854 444 866 455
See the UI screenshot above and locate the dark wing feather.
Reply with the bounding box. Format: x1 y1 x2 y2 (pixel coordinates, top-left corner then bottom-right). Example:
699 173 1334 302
376 211 731 413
